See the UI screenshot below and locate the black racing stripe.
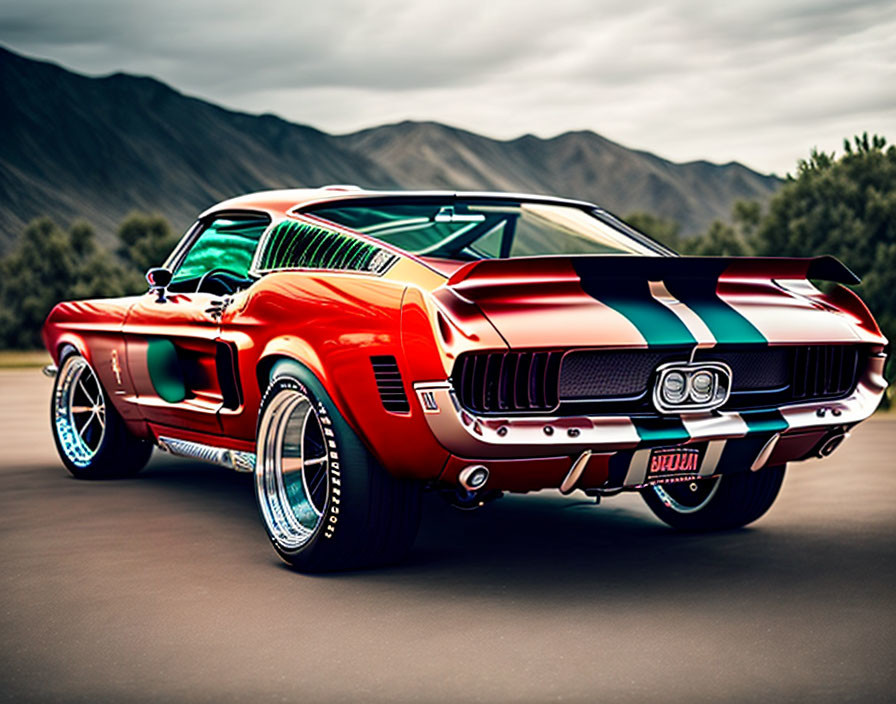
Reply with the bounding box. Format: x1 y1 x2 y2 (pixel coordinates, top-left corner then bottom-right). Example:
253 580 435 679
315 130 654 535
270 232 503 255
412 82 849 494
662 264 766 345
572 260 696 346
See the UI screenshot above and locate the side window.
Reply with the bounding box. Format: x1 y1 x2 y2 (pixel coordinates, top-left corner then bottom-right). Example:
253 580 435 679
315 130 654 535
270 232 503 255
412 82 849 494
171 215 269 285
256 218 397 275
468 221 509 258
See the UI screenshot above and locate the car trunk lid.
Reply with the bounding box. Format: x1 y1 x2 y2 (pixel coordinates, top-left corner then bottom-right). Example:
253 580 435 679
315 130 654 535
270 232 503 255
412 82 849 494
445 255 863 349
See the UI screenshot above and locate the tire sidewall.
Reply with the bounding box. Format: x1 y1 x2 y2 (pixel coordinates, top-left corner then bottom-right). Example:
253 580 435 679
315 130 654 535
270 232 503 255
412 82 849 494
641 466 785 531
51 352 111 477
256 371 373 571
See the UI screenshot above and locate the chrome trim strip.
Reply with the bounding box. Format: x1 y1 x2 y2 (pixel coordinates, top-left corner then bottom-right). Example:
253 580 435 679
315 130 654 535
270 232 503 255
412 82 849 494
414 382 641 458
559 450 592 494
699 440 727 477
750 434 781 471
158 436 256 473
682 411 749 440
624 449 652 487
414 362 886 459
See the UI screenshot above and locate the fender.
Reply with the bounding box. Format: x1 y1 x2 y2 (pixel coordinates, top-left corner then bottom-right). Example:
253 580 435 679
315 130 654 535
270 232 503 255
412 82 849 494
259 355 386 470
256 335 326 395
50 333 90 366
255 343 369 449
826 284 884 340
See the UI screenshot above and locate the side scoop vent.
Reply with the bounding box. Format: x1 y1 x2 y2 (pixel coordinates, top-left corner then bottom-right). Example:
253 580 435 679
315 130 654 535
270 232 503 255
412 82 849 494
371 356 410 413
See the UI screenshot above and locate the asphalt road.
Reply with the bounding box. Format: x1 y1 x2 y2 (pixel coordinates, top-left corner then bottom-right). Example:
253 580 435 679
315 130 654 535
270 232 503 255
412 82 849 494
1 369 895 703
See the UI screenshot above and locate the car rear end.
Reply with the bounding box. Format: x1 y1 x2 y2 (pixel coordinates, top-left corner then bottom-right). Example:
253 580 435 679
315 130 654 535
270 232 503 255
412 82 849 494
409 255 888 496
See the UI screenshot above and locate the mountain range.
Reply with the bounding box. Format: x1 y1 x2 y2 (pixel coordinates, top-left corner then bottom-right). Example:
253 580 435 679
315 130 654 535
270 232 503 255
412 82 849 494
0 45 781 252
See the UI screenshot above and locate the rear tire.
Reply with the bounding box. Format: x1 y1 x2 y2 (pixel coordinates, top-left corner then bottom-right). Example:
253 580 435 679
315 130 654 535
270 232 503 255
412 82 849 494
255 370 421 572
51 352 153 479
640 465 785 531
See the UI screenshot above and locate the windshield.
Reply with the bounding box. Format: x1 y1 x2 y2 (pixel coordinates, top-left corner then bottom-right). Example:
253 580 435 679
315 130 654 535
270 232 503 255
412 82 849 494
306 199 662 260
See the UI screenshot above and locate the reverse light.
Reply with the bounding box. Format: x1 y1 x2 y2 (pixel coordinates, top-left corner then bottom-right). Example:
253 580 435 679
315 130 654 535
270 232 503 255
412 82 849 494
661 371 688 404
653 362 732 413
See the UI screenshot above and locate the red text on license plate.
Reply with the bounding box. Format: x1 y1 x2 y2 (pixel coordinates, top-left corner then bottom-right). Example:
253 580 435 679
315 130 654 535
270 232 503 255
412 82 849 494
648 447 701 477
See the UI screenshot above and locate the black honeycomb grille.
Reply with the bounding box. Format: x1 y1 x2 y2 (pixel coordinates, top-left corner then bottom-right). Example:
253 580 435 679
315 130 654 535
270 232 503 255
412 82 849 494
559 350 669 399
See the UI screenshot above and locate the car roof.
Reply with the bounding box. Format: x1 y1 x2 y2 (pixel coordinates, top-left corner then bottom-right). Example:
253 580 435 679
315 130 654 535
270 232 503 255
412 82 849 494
199 187 600 219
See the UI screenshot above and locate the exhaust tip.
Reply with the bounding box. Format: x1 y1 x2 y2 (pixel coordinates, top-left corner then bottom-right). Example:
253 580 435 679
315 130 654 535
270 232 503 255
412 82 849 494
818 433 847 458
458 465 489 491
42 364 58 378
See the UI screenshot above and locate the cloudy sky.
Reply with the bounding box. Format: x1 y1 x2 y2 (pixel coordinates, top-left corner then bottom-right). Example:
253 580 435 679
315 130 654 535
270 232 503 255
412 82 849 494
1 0 893 175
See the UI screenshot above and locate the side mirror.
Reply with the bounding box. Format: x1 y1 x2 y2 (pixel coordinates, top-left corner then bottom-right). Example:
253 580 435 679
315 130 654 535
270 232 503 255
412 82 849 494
146 267 172 303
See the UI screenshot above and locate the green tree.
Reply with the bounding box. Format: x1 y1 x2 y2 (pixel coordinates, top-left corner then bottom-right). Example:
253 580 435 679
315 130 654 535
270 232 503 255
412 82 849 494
0 218 142 348
755 133 895 400
625 211 683 250
0 218 81 348
756 134 896 282
756 134 895 336
731 200 762 239
117 212 179 272
677 200 761 256
683 220 753 257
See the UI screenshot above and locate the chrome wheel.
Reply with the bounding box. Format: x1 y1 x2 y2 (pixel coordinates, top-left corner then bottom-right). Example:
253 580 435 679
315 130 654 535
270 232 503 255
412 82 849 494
651 476 721 514
54 356 106 468
256 387 330 551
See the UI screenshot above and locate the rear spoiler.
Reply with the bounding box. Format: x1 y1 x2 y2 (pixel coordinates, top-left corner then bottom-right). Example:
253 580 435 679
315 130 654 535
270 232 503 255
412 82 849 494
447 255 860 290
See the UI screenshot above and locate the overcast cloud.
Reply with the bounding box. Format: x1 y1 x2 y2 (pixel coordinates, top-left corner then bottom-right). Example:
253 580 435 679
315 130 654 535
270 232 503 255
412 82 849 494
1 0 894 174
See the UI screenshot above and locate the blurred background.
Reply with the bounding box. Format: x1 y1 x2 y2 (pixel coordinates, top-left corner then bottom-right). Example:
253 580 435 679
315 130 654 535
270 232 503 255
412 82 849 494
0 1 893 400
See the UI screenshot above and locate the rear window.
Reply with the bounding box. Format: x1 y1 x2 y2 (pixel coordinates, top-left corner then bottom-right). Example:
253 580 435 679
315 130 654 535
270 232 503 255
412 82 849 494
307 198 660 260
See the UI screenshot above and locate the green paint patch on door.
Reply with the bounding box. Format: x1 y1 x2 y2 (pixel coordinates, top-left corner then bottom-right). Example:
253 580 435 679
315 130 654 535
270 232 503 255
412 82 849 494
147 339 186 403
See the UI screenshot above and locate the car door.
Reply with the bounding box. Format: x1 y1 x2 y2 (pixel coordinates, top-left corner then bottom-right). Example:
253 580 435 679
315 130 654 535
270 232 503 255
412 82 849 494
122 213 270 436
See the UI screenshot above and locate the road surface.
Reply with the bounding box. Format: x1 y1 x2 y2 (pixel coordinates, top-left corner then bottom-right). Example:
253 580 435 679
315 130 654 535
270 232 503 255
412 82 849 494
1 369 894 702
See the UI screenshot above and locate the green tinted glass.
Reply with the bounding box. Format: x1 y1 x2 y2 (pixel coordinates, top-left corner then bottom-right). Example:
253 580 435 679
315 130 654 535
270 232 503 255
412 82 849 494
172 217 268 283
309 200 658 259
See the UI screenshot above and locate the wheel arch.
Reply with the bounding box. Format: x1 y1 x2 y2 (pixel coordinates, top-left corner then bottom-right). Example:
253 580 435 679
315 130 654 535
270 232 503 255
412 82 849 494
54 335 90 366
255 352 378 456
255 347 362 436
255 337 325 398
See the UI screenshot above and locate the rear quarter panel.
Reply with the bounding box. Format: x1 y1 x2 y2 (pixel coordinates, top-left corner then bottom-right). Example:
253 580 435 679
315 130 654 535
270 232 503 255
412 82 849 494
221 271 450 478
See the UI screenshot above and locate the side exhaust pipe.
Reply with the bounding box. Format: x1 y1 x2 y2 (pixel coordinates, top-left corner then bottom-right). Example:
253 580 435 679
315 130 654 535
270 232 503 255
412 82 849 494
439 465 500 510
458 464 489 491
817 432 849 458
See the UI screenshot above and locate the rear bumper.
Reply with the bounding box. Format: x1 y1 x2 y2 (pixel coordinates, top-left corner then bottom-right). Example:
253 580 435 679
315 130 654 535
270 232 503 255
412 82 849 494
415 352 888 491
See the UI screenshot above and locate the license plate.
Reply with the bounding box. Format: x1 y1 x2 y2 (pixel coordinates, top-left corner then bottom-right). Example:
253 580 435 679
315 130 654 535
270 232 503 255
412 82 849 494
647 446 702 480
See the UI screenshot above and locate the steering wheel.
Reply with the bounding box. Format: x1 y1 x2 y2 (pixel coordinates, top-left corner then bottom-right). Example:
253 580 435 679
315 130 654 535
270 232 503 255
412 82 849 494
195 268 244 295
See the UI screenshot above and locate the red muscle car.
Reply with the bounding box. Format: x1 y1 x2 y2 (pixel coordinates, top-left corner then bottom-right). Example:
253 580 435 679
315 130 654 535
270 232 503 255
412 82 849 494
43 188 889 571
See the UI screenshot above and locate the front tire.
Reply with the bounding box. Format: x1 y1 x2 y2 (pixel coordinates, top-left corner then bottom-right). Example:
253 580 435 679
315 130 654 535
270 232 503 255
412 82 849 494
640 466 785 531
51 352 153 479
255 372 421 572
